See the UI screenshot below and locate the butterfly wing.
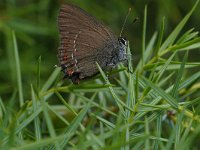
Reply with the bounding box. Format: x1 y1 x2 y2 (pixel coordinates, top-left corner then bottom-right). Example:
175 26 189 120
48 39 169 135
58 3 118 82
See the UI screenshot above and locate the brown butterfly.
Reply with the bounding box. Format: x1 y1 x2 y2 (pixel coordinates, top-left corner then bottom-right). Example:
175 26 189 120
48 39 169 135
58 3 128 84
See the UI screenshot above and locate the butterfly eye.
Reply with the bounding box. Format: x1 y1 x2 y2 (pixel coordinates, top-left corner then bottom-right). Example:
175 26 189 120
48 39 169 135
119 37 127 46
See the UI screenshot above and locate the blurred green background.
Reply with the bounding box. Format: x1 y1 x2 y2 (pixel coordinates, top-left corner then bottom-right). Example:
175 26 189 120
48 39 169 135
0 0 199 100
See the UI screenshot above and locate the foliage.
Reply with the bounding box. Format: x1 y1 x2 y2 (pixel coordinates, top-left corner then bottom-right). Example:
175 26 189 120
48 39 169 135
0 0 200 149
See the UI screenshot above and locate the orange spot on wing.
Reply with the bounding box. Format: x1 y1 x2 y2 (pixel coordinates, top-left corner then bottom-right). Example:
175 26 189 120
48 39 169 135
66 69 74 76
63 55 68 61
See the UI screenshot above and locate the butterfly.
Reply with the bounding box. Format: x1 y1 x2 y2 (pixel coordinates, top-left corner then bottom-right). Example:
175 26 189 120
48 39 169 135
58 3 128 84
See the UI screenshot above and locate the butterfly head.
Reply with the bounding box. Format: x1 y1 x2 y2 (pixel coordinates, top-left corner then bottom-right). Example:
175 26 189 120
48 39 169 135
118 37 128 61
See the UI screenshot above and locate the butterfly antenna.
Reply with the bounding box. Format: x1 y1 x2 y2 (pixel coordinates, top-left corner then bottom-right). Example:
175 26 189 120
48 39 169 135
120 8 131 37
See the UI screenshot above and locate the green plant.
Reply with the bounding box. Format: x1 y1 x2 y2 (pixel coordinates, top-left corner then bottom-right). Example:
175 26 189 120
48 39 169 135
0 0 200 150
